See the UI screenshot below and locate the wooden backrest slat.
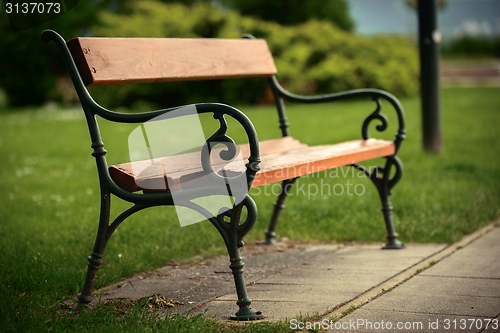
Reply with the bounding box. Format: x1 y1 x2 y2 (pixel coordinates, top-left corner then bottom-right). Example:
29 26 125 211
67 37 277 86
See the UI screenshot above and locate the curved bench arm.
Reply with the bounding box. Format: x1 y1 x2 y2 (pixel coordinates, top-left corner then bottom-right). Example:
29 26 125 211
268 76 406 153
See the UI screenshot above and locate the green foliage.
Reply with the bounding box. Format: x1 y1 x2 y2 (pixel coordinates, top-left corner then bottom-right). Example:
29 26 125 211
441 35 500 59
0 0 418 108
90 1 418 109
221 0 355 31
0 0 134 107
270 21 419 97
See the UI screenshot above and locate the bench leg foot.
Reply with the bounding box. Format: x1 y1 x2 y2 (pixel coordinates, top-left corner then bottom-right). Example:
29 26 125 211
383 239 405 249
264 178 298 245
75 251 104 309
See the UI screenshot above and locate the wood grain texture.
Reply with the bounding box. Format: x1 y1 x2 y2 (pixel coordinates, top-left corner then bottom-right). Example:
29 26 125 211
67 37 277 86
252 139 395 187
109 137 395 192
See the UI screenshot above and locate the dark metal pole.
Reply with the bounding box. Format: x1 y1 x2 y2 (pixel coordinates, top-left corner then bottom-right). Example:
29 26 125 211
418 0 442 153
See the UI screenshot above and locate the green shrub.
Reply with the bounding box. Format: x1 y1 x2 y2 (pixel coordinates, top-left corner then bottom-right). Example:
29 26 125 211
87 1 419 108
441 35 500 59
0 0 127 108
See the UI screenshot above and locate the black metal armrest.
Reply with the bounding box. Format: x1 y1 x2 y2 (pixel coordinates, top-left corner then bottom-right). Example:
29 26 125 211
269 76 406 153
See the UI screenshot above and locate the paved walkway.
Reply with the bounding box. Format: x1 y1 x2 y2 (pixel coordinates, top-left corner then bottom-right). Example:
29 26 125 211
97 223 499 331
331 225 500 333
441 61 500 86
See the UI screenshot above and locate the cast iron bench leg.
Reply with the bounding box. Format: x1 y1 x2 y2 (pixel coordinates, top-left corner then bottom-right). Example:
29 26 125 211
378 156 404 249
74 189 111 310
263 155 404 250
351 155 404 249
264 178 298 244
74 190 148 310
210 195 262 320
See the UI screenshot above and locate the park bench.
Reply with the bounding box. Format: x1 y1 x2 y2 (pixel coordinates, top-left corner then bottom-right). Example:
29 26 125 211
41 29 406 321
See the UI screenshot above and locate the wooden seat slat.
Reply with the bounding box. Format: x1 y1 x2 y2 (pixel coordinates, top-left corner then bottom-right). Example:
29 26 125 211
253 139 394 187
109 137 394 192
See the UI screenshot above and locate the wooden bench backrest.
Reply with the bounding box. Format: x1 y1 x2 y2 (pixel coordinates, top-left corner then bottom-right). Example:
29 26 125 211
67 37 277 86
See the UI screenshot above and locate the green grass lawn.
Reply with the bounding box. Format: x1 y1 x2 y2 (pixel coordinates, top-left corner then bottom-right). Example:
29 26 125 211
0 87 499 332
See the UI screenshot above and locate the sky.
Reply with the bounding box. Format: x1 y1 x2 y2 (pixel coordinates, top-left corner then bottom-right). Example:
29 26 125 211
348 0 500 39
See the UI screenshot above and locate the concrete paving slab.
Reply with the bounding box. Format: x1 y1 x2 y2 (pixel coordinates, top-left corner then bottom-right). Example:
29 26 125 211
200 298 334 322
254 267 385 287
387 275 500 298
330 308 485 333
330 244 448 270
195 243 447 321
95 241 446 321
216 280 364 304
360 285 500 317
420 228 500 279
336 225 500 330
